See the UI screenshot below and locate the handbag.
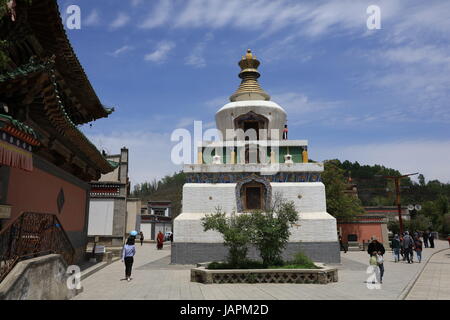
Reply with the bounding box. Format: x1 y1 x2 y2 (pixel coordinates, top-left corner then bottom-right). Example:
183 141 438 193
377 254 384 265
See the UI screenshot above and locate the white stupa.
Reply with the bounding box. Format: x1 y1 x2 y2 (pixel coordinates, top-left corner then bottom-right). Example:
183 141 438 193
172 50 339 264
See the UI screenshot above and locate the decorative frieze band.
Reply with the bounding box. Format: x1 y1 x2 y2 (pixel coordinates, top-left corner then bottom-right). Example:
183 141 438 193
186 172 321 184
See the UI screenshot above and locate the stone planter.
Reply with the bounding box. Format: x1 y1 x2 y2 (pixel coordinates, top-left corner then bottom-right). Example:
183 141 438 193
191 263 338 284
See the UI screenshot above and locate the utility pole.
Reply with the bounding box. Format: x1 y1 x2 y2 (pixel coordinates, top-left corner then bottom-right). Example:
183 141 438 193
382 173 418 235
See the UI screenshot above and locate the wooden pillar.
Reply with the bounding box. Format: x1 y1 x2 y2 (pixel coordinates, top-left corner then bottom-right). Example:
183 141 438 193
230 151 236 164
302 149 308 163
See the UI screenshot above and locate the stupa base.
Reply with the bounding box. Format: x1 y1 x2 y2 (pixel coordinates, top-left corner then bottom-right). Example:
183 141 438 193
171 241 340 265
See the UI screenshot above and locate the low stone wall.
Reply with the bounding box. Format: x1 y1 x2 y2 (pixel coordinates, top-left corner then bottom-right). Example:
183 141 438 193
191 264 338 284
0 254 79 300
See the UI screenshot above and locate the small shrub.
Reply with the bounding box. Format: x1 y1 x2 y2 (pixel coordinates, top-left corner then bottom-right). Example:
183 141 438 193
207 259 265 270
291 251 317 269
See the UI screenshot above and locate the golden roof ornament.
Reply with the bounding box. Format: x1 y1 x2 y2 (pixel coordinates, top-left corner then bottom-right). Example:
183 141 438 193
230 49 270 102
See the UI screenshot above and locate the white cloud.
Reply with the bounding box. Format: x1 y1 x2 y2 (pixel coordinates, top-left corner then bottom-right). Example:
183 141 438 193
176 117 196 128
110 12 130 29
88 131 181 186
108 45 134 57
362 44 450 123
271 92 342 125
185 33 214 68
204 96 228 110
140 0 172 29
136 0 400 38
144 41 176 63
84 9 100 26
381 46 450 67
130 0 143 7
314 140 450 183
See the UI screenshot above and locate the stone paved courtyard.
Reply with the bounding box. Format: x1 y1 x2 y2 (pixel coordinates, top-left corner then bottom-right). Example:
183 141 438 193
73 241 449 300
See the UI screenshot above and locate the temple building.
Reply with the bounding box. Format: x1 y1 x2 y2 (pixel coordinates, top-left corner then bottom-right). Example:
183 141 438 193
140 201 173 241
88 148 130 247
0 0 116 267
172 50 339 264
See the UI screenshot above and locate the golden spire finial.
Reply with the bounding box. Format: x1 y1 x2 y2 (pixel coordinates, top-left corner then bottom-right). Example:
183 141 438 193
245 49 253 60
230 49 270 102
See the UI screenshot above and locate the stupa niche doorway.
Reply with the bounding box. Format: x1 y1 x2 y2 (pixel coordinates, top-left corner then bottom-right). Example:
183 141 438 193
241 181 265 212
234 111 269 141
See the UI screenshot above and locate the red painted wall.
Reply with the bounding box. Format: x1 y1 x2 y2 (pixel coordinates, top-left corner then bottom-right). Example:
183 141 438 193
338 223 384 244
6 166 87 232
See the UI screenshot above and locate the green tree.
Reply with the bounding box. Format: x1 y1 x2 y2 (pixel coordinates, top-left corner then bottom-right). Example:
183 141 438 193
201 208 253 267
322 159 365 219
418 174 425 186
408 215 432 232
388 220 400 235
249 196 299 266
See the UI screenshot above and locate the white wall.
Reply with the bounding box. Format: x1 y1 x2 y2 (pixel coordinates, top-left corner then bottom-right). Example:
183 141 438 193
88 199 114 236
271 182 327 213
140 223 152 240
182 184 237 214
182 182 327 214
174 211 337 243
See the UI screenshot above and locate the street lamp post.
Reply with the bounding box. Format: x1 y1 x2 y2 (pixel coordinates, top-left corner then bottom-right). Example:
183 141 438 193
382 173 418 235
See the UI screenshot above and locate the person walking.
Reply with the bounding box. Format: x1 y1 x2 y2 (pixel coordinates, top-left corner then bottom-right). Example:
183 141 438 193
391 234 401 262
156 231 164 250
339 234 347 253
423 230 429 248
429 230 435 248
402 231 414 263
367 237 385 283
121 237 136 282
414 236 423 263
139 231 144 246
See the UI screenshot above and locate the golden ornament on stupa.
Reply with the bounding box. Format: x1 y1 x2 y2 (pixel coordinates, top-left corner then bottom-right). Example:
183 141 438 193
230 49 271 102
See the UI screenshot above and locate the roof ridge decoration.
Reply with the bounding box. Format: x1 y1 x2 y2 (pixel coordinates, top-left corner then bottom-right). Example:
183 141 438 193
0 113 40 145
37 57 115 174
230 49 271 102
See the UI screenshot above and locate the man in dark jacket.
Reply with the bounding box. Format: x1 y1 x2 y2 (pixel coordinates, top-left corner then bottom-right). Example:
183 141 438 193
367 237 385 256
429 231 435 248
423 231 429 248
402 231 414 263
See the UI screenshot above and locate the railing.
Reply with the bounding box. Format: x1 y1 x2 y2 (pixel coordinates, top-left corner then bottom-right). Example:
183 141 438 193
0 212 75 283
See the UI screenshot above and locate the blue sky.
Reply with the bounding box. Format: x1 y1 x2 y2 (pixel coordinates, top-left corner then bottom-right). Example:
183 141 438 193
59 0 450 185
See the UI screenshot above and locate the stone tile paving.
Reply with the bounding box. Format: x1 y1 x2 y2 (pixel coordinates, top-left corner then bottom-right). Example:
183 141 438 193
73 241 448 300
406 248 450 300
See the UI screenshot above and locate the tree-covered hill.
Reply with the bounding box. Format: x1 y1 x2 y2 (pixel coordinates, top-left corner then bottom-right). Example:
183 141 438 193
132 172 186 218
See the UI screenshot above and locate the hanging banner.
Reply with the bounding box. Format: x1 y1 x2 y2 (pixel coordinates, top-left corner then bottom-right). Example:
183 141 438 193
0 139 33 171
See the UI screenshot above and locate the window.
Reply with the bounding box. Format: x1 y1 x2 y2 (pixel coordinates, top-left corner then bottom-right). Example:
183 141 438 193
153 209 165 216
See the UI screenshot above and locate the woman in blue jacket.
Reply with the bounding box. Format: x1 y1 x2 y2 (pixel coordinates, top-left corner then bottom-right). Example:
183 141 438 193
122 236 136 282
